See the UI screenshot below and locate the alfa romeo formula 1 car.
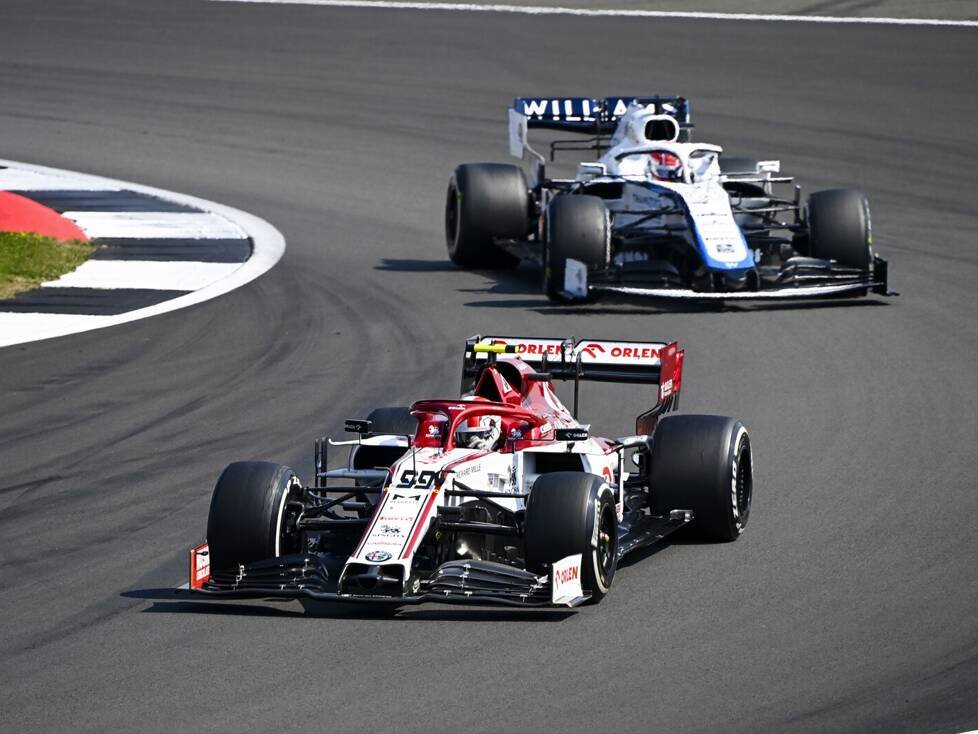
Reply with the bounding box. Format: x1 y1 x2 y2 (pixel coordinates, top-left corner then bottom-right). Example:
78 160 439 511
445 96 894 302
186 336 753 608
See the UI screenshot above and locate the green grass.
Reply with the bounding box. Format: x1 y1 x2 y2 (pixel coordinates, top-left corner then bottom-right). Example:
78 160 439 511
0 231 94 299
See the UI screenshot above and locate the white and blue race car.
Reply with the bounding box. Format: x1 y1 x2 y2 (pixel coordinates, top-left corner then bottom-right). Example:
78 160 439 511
445 96 893 302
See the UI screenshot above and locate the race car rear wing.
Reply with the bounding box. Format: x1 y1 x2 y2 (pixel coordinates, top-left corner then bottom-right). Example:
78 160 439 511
461 335 684 430
509 96 693 169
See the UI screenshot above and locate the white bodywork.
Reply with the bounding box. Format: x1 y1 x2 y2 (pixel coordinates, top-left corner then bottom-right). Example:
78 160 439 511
348 437 619 572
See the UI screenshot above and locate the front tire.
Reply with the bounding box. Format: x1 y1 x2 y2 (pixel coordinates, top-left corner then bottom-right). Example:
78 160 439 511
524 472 618 603
543 195 609 303
650 415 753 542
445 163 529 269
806 188 872 270
207 461 302 570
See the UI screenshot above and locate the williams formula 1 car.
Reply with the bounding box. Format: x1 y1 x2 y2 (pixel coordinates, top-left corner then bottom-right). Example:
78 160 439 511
186 336 753 608
445 96 894 302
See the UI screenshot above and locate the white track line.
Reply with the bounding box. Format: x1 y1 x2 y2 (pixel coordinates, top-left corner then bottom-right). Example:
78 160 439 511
63 211 246 239
0 312 118 344
0 159 286 348
42 260 244 291
208 0 978 28
0 166 121 191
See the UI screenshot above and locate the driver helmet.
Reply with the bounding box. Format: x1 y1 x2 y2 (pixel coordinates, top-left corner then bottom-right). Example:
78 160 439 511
649 151 683 182
455 415 501 450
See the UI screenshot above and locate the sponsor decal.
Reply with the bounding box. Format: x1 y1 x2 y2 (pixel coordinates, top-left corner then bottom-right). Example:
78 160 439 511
555 427 589 442
189 543 210 589
660 378 673 399
365 550 392 563
554 564 579 585
378 524 402 536
520 98 597 122
454 463 482 478
395 468 438 489
577 342 660 362
426 424 442 438
508 427 524 439
551 553 584 605
389 494 422 504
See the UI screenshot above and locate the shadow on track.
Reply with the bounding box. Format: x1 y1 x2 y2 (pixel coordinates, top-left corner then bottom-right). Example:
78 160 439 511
375 258 458 272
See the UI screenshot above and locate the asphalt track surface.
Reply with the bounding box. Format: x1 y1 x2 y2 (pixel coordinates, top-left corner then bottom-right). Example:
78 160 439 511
1 1 976 732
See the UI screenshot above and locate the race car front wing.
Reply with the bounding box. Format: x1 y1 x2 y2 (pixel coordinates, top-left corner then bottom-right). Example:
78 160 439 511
565 254 895 301
187 547 589 608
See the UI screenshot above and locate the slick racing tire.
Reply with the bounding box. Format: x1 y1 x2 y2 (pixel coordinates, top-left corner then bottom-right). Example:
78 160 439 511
650 415 753 542
445 163 529 269
207 461 302 570
524 472 618 603
543 195 610 303
806 188 872 270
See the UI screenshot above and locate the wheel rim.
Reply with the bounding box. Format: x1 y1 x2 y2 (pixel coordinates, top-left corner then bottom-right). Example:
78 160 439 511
734 438 753 527
596 503 617 585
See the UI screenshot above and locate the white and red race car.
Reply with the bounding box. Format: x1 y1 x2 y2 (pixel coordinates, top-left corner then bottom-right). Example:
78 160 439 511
187 336 753 607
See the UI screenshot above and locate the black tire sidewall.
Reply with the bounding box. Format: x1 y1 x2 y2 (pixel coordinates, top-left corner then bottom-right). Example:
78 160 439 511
445 163 527 269
650 415 752 542
808 188 871 270
207 461 299 569
543 195 609 302
524 472 618 600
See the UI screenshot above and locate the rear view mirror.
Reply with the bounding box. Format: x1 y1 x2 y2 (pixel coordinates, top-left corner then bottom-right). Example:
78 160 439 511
555 427 589 442
344 419 372 434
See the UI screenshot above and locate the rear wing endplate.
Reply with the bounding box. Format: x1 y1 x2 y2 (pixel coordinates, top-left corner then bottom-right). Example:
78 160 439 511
461 335 684 430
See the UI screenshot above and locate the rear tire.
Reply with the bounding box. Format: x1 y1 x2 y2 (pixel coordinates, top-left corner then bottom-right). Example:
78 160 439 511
524 472 618 603
806 188 872 270
543 195 609 303
207 461 302 570
650 415 753 542
445 163 529 269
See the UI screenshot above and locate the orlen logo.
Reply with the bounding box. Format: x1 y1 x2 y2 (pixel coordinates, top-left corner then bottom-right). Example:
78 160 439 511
577 343 606 360
579 343 661 361
491 339 564 357
554 565 579 585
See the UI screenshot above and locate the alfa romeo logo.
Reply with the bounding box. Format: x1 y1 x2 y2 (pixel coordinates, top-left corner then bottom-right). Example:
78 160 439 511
365 550 392 563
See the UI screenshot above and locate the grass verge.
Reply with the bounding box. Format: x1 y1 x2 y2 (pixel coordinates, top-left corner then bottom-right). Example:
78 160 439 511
0 231 94 299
